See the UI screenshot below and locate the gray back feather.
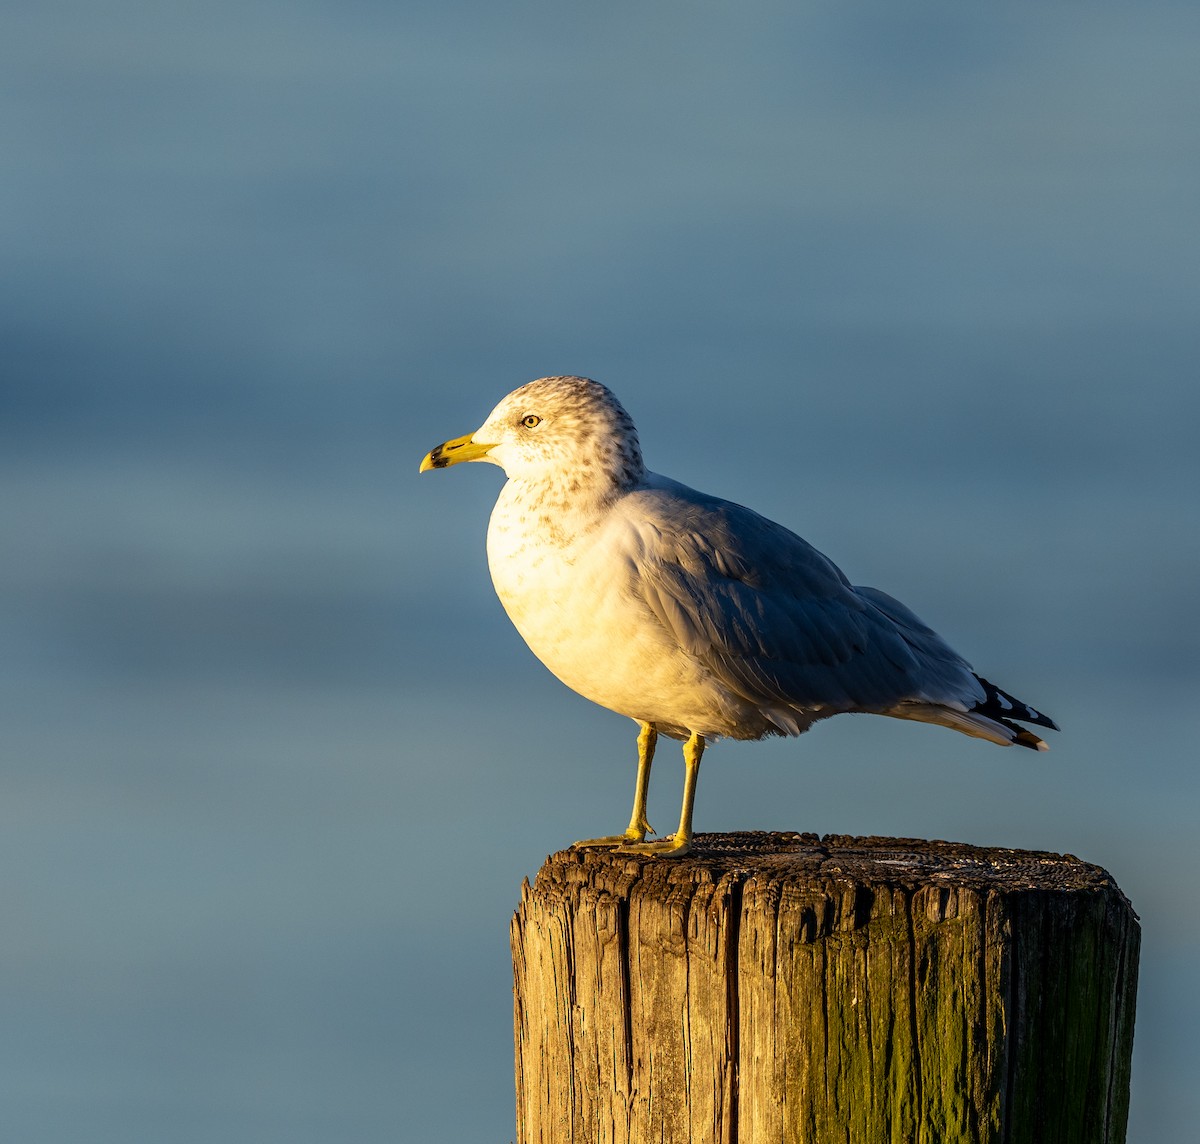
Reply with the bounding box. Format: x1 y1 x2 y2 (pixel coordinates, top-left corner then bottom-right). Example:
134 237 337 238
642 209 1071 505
626 477 978 714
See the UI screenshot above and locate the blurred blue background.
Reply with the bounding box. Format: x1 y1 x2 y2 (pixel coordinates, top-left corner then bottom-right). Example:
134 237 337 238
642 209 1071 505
2 2 1196 1140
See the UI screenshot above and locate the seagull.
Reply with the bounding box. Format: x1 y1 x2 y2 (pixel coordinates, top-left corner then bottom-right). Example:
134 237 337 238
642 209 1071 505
419 376 1057 856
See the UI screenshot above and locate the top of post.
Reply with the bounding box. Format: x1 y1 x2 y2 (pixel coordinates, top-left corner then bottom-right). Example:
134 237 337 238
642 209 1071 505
527 831 1134 912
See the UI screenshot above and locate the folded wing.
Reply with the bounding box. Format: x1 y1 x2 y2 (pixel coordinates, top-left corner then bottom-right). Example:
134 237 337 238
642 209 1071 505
625 479 983 724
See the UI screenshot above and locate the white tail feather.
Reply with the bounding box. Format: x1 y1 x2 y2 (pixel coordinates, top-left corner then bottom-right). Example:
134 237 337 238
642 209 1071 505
880 703 1049 749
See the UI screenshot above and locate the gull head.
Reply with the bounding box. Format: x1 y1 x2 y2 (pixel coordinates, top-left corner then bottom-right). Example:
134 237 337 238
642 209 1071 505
420 376 645 492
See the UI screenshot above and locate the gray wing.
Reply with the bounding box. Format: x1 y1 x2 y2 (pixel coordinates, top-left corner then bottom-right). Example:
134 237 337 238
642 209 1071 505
625 480 979 715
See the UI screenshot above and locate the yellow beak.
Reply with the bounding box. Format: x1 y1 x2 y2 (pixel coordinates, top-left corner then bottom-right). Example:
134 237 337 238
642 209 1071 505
419 432 495 473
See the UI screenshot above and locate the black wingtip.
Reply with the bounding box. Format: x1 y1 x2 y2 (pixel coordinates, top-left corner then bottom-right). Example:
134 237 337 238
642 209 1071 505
973 675 1059 732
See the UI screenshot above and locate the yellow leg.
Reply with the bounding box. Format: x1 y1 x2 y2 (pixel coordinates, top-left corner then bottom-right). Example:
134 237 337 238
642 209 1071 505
573 722 658 848
615 732 704 857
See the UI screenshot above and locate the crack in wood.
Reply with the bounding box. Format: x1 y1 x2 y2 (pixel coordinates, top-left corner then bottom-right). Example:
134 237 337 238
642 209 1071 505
725 877 742 1144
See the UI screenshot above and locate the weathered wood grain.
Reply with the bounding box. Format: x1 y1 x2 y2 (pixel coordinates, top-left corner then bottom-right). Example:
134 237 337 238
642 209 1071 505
511 832 1138 1144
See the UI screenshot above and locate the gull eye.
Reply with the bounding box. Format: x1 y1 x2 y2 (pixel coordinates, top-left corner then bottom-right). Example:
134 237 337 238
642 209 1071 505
522 415 542 428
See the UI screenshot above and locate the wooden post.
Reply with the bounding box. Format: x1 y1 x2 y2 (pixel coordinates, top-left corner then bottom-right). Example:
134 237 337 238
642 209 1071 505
510 832 1139 1144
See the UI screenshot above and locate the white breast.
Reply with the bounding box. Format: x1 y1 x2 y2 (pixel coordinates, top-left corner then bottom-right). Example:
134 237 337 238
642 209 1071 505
484 478 755 738
485 481 633 704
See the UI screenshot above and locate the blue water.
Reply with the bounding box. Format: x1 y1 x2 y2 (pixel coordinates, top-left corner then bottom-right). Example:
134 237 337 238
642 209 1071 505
2 4 1197 1139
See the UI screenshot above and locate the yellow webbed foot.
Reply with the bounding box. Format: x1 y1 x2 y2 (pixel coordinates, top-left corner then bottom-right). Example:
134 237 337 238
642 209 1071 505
613 833 692 858
572 824 653 849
